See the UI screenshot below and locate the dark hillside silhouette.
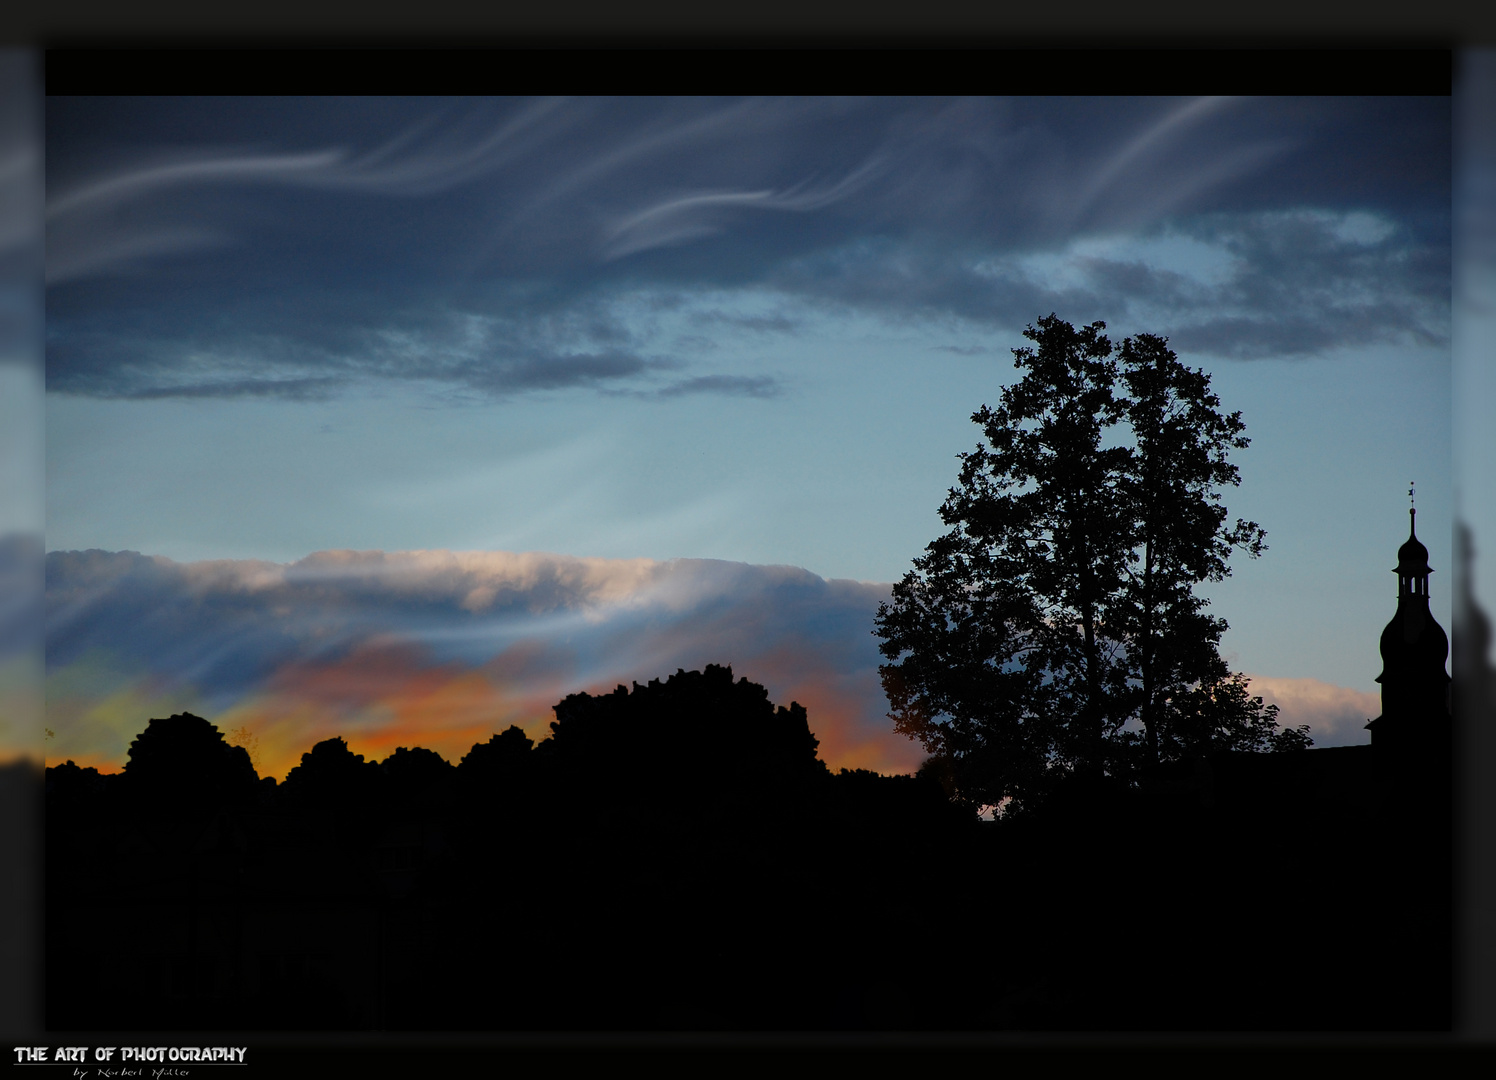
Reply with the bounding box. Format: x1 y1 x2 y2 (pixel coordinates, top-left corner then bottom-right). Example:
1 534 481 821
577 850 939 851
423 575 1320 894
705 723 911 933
47 668 974 1030
46 636 1450 1031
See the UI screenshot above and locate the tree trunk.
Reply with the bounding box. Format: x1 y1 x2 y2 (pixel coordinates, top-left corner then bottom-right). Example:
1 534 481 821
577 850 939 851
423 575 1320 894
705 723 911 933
1142 535 1159 770
1078 497 1105 782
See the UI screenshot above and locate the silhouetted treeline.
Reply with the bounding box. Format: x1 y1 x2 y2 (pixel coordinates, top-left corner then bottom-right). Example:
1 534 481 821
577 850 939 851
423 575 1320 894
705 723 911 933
46 664 1447 1031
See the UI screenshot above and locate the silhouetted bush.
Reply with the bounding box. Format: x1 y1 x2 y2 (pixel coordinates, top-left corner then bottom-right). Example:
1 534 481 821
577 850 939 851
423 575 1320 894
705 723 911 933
461 725 533 771
280 735 382 812
380 745 453 801
121 712 259 811
543 664 828 820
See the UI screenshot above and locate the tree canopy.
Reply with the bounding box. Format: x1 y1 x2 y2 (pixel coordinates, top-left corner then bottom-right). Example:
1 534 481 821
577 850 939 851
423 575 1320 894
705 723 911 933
122 711 260 809
875 315 1308 814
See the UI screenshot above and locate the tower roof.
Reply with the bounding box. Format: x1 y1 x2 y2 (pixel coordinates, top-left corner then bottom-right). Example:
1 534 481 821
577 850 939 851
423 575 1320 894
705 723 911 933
1395 508 1432 576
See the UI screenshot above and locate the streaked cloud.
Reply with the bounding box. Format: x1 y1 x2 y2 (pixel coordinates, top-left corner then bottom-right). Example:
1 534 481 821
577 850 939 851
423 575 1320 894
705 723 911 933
45 97 1448 401
45 547 918 779
600 159 884 261
651 374 782 399
46 98 576 285
43 545 1405 775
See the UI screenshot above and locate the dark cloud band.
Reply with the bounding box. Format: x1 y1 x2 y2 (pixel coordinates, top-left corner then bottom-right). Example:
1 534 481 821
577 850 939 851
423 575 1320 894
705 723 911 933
45 97 1449 401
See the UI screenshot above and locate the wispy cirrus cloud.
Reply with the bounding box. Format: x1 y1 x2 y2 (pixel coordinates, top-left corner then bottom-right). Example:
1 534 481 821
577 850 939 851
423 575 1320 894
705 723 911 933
45 97 1449 402
600 158 886 261
1070 96 1283 230
46 97 577 285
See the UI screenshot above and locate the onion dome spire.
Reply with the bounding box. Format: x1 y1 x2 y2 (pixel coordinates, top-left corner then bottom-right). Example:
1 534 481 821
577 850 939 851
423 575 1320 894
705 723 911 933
1370 491 1449 748
1396 506 1432 593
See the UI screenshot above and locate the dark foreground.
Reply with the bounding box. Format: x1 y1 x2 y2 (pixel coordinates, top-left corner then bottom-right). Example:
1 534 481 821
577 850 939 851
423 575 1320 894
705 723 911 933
45 667 1449 1031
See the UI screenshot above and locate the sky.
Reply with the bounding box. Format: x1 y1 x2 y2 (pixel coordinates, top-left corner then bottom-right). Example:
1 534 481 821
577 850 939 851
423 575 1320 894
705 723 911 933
0 52 42 769
39 95 1453 776
1458 56 1496 622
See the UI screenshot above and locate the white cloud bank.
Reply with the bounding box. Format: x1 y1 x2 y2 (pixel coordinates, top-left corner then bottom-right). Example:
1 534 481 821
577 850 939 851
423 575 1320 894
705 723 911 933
1246 675 1379 747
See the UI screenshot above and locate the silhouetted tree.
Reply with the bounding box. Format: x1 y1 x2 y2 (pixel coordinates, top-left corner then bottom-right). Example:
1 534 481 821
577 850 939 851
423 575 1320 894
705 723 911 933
381 745 451 782
461 725 534 773
1172 670 1310 755
542 664 828 826
45 759 120 826
279 736 381 810
548 665 824 778
380 745 454 808
1114 332 1306 765
876 316 1305 813
876 317 1131 812
122 712 260 810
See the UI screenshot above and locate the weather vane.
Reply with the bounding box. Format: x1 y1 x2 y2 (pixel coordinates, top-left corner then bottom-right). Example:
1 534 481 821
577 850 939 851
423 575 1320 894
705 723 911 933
1409 481 1415 508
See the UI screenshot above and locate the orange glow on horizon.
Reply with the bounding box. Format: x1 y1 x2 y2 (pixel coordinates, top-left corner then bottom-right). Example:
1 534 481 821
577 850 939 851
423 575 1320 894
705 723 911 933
214 641 570 779
51 636 926 781
44 753 123 775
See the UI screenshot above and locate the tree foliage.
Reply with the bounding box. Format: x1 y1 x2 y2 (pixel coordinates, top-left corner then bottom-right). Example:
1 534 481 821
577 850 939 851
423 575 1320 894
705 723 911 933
875 315 1308 813
123 711 259 809
543 664 828 818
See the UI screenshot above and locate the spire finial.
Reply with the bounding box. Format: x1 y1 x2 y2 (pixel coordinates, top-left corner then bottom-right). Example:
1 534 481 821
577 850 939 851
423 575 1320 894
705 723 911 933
1409 481 1416 534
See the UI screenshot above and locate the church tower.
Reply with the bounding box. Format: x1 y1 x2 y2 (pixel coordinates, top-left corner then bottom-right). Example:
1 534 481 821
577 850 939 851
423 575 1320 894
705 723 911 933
1367 506 1451 750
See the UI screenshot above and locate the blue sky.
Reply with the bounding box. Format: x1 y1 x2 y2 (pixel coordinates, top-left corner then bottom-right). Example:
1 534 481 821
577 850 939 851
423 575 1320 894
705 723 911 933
40 96 1452 769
